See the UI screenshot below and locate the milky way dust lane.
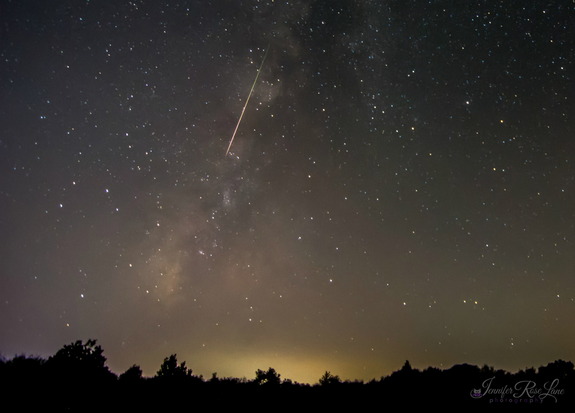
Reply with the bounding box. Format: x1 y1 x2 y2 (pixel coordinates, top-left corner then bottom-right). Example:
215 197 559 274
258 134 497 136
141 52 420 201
225 46 269 156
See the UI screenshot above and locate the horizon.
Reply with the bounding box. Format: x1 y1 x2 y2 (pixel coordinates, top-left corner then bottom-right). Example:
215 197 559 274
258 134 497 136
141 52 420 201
4 338 572 385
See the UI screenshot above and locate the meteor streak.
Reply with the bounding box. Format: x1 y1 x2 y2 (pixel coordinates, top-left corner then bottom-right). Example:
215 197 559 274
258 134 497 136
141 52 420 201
225 46 269 156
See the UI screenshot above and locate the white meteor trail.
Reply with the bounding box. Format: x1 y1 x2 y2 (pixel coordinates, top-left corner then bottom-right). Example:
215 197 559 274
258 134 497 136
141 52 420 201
225 46 269 156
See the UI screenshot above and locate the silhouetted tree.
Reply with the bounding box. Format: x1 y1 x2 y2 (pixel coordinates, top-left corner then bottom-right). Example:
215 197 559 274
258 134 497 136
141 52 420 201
38 339 117 411
319 371 341 386
480 364 495 375
401 360 413 372
254 367 281 385
46 339 115 383
538 359 574 380
387 359 418 382
156 354 192 379
515 366 536 381
119 364 143 382
3 354 46 385
2 337 575 409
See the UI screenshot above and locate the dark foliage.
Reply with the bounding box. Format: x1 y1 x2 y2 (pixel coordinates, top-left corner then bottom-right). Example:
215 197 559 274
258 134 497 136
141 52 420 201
118 364 143 383
1 340 574 411
254 367 281 385
156 353 193 379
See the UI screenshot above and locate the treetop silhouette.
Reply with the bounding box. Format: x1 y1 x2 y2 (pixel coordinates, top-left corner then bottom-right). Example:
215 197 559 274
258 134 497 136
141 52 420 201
2 339 574 409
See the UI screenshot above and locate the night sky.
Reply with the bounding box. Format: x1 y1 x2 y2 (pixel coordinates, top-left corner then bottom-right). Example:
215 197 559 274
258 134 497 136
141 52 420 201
1 0 574 384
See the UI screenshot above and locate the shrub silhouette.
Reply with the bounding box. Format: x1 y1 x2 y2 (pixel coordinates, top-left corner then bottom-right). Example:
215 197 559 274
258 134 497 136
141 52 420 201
254 367 281 385
1 339 574 409
119 364 143 383
45 339 116 384
156 354 193 379
538 359 574 380
319 371 341 386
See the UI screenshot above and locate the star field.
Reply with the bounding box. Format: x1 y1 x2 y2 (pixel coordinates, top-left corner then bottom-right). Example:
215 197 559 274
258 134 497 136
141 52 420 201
1 0 574 384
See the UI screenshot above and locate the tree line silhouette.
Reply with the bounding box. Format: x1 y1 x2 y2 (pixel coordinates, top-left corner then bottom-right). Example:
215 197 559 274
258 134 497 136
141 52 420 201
1 339 573 410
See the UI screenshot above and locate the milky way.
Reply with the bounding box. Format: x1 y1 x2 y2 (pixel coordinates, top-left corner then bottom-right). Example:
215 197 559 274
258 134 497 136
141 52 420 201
1 1 574 383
